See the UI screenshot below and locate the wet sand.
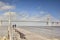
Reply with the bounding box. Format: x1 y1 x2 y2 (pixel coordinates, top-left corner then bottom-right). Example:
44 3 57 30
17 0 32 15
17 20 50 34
17 26 60 40
16 28 60 40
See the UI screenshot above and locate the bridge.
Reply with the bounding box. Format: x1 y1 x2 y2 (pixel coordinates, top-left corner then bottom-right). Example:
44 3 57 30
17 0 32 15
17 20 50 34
0 12 60 40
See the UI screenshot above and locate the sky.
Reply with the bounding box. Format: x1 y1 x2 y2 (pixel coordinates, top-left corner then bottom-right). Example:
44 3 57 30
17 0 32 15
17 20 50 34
0 0 60 19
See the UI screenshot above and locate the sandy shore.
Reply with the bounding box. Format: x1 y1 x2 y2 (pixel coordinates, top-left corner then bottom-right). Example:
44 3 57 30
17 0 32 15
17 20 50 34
0 26 59 40
16 28 59 40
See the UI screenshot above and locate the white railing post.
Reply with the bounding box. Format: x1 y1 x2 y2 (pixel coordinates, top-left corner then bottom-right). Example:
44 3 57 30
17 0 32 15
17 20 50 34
8 11 12 40
0 20 2 27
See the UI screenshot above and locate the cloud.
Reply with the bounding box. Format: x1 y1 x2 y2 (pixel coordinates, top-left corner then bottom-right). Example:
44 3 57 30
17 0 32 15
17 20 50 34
0 1 5 6
19 11 42 21
3 11 29 20
0 1 15 11
39 11 49 17
19 11 29 18
3 12 17 16
1 5 15 10
1 12 18 20
40 11 46 14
